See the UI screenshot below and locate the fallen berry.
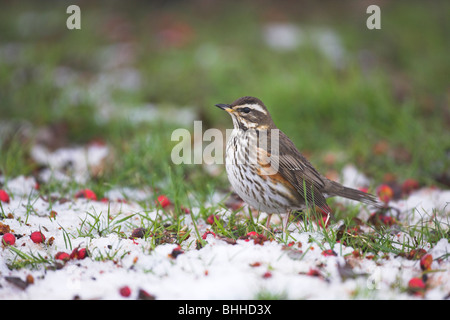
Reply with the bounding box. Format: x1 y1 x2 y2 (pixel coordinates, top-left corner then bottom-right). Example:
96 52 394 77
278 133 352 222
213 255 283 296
420 254 433 271
379 214 396 226
352 250 361 258
377 184 394 203
26 274 34 285
402 179 420 195
253 233 267 245
30 231 46 244
368 212 397 228
408 277 426 289
206 214 220 225
408 277 426 296
406 248 427 260
70 247 88 260
69 248 78 259
0 189 10 203
306 268 322 277
202 230 216 239
262 271 272 279
55 252 70 261
119 286 132 297
321 249 337 257
2 233 16 246
247 231 259 237
318 215 330 228
74 189 97 201
180 206 190 214
156 195 171 208
245 231 267 245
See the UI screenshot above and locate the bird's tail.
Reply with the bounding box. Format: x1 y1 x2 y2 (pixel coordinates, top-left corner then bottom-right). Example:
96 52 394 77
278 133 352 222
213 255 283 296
326 180 382 208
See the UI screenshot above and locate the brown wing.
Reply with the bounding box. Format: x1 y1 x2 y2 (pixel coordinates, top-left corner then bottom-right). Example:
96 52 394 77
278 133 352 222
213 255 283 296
266 130 331 213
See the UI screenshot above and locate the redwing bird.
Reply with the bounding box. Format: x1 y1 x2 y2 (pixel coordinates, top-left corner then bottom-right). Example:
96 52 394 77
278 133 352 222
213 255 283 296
215 96 381 232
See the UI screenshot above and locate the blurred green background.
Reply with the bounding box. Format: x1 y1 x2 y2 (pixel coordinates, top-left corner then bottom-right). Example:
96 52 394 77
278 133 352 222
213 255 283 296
0 0 449 197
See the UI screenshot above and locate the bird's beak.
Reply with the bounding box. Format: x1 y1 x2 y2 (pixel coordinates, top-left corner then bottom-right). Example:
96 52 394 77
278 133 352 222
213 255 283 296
215 103 232 113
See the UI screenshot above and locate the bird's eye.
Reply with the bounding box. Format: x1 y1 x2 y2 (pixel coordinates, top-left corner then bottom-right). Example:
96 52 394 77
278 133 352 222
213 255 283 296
242 107 251 113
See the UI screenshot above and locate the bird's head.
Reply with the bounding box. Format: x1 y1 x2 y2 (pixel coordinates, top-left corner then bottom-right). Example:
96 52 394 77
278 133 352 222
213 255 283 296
215 96 275 131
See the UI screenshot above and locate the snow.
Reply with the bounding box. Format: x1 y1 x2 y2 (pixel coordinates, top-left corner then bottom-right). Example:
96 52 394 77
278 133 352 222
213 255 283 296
0 166 449 299
262 24 346 68
30 143 109 184
263 23 304 51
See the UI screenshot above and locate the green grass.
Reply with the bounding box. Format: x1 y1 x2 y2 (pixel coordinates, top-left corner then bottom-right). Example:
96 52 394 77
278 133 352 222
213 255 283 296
0 1 448 185
7 246 53 270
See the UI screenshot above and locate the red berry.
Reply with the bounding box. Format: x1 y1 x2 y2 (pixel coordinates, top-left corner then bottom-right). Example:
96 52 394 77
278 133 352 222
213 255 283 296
70 247 88 260
420 254 433 271
0 190 10 203
379 215 396 226
119 286 131 297
377 184 394 203
206 214 220 225
408 277 426 296
253 233 267 245
318 216 330 228
30 231 46 243
156 195 171 208
321 249 337 257
77 248 87 259
181 206 190 214
2 233 16 246
70 248 78 259
306 268 322 277
408 277 426 289
402 179 420 195
262 271 272 279
202 231 216 239
407 248 427 260
75 189 97 201
55 252 70 261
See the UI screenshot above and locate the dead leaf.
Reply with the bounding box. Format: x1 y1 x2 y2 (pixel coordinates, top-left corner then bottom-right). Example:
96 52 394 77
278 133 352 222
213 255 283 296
5 276 29 290
0 222 11 234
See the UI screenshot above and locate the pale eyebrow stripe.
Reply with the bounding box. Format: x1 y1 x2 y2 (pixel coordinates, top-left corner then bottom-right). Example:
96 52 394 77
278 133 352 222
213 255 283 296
244 104 267 115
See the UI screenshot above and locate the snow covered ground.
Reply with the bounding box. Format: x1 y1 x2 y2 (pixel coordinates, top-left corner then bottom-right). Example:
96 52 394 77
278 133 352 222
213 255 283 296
0 142 448 300
0 169 449 300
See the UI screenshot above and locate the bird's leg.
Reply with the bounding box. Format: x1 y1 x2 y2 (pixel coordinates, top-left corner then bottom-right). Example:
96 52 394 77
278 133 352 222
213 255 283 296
281 212 291 240
265 213 273 231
